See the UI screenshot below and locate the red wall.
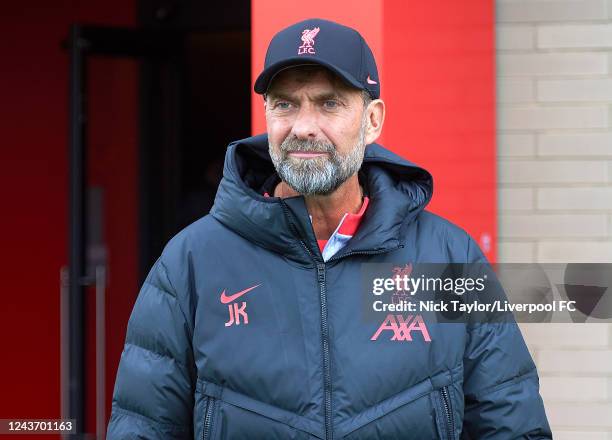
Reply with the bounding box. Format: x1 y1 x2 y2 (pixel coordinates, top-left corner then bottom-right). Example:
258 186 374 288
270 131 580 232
0 0 136 433
383 1 497 261
251 0 496 261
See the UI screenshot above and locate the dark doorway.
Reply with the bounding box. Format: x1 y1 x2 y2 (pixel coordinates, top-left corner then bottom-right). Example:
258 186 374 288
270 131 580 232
65 1 250 437
138 0 252 280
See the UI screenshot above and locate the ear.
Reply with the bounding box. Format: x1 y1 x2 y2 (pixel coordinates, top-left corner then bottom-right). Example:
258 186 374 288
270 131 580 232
364 99 385 145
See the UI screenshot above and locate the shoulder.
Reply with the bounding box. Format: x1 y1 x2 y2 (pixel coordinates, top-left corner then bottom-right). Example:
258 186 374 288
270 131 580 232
154 214 226 307
413 210 471 241
160 214 225 263
408 210 487 263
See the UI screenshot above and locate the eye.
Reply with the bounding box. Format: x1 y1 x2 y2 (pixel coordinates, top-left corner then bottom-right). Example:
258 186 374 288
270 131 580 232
323 100 339 109
275 101 292 110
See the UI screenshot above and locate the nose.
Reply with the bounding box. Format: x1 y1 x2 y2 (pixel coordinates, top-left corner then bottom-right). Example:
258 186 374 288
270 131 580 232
290 104 319 141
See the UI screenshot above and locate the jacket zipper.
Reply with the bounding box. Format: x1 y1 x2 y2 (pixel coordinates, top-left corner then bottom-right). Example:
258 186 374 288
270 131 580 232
202 396 215 440
278 200 403 440
279 200 333 440
317 262 333 440
440 386 454 440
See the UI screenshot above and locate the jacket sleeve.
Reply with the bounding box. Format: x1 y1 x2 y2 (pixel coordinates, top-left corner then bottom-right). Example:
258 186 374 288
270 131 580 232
461 237 552 440
106 257 196 439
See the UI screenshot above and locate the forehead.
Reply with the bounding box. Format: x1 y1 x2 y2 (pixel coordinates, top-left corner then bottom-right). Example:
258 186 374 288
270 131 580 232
267 66 359 97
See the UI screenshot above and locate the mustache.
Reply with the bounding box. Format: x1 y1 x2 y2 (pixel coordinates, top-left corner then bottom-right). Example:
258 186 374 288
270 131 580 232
279 137 336 154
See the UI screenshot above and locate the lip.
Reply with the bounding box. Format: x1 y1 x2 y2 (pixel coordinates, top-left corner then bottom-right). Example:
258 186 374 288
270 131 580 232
288 151 329 158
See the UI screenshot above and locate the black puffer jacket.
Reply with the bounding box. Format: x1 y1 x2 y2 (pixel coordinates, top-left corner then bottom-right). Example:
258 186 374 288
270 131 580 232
107 134 552 439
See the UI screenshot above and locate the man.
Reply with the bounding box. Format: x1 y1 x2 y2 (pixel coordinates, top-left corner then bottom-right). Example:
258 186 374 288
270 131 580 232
107 18 552 439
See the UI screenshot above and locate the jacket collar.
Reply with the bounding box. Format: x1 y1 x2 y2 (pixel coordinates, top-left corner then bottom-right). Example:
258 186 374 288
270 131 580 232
210 134 433 265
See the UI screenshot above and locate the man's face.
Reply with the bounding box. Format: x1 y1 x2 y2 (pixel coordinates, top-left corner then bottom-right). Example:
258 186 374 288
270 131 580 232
265 67 368 195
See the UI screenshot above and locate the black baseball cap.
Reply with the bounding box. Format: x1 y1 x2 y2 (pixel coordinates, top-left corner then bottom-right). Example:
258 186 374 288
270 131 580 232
254 18 380 99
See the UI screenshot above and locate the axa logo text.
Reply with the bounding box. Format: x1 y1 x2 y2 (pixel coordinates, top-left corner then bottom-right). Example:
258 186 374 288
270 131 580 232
371 314 431 342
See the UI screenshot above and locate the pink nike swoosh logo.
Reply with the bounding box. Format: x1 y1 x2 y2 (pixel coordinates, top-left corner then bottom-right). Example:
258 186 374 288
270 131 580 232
220 284 261 304
367 75 377 85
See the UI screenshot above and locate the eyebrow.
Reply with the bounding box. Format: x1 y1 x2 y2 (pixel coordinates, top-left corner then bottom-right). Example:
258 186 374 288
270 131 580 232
267 91 346 102
266 92 293 102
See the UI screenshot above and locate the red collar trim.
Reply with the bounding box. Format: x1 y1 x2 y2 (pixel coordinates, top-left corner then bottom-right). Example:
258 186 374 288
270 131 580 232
262 191 369 238
337 196 369 236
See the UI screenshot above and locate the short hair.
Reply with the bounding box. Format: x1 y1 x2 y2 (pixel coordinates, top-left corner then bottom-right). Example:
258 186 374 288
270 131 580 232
361 89 373 108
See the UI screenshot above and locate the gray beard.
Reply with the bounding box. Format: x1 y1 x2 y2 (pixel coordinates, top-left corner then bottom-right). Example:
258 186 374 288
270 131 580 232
269 115 367 196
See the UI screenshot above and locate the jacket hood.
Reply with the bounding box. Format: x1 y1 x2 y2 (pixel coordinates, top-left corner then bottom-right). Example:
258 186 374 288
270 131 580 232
210 133 433 265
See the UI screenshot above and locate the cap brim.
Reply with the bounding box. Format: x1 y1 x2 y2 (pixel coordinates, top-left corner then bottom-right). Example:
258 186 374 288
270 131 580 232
254 56 364 95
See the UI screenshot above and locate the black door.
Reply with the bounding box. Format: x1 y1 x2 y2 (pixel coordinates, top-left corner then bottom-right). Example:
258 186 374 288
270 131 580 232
65 2 250 437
